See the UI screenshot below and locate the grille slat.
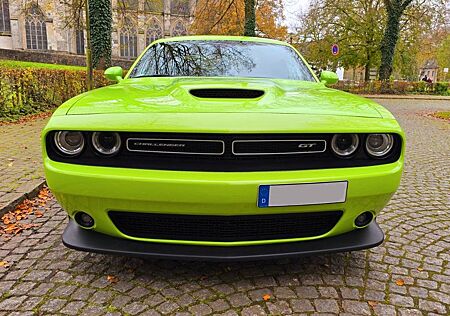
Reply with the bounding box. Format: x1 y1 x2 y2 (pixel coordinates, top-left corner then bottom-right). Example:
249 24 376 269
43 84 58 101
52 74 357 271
109 211 343 242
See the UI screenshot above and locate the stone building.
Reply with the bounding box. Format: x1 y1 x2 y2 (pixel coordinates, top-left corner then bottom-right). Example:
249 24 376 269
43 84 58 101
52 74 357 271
0 0 194 60
419 59 439 82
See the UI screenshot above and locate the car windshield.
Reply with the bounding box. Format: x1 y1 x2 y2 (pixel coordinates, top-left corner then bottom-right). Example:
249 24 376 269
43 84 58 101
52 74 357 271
128 40 316 81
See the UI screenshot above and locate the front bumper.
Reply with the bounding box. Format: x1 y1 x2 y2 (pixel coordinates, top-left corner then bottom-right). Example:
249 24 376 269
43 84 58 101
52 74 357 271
63 219 384 261
45 158 402 246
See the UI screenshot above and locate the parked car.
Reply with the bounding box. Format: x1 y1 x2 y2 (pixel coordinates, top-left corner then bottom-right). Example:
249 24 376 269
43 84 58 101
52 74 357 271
42 36 405 260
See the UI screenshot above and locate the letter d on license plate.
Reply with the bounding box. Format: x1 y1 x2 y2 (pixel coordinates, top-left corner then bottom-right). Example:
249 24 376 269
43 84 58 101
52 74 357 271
258 181 347 208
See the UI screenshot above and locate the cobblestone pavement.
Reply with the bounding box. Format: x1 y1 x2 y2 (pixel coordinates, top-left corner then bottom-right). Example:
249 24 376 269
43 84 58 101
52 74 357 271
0 118 49 211
0 99 449 315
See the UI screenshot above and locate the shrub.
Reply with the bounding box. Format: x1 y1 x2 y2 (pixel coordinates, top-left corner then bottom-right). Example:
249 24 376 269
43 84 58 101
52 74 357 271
0 67 108 121
435 82 449 95
332 80 450 96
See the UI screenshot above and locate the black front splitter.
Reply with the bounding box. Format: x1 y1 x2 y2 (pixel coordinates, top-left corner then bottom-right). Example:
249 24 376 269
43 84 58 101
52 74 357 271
62 219 384 262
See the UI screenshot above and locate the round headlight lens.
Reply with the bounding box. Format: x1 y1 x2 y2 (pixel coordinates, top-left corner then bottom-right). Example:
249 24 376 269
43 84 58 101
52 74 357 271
54 131 84 156
331 134 359 157
92 132 121 155
366 134 394 157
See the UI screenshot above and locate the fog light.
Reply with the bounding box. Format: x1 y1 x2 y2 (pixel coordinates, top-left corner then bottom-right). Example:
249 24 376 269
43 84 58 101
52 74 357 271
74 212 95 228
354 211 373 227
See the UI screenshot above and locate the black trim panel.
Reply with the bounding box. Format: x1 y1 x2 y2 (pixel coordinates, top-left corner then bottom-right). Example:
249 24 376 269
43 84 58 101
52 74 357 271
62 219 384 261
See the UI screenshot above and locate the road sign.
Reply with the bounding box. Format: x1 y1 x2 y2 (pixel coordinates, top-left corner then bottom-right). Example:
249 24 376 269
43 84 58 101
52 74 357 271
331 44 339 56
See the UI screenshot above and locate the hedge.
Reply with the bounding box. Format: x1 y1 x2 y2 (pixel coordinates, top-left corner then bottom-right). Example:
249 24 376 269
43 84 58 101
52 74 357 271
333 80 450 96
0 67 108 121
1 66 449 121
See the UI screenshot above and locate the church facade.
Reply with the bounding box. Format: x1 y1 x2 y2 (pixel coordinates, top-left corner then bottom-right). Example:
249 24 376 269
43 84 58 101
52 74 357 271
0 0 194 60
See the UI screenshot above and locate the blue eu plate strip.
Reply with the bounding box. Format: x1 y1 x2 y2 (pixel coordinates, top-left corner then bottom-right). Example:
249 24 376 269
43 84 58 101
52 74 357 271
258 185 270 208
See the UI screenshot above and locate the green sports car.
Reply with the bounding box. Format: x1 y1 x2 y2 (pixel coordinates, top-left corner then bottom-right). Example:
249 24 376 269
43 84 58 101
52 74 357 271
42 36 404 260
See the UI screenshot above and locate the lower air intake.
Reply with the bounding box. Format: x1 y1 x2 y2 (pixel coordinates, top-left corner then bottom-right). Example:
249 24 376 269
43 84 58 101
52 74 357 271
109 211 343 242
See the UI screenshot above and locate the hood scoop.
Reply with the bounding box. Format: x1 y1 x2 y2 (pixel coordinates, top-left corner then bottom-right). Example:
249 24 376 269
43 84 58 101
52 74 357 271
189 88 265 99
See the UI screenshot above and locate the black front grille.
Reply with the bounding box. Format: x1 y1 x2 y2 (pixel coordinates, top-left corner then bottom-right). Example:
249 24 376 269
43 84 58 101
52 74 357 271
46 132 403 171
109 211 343 242
190 88 264 99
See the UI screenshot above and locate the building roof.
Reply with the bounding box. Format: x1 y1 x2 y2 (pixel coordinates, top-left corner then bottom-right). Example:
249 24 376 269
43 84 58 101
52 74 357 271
421 59 439 69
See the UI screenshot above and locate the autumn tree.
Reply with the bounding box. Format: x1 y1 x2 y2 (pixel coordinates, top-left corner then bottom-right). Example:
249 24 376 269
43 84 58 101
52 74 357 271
190 0 287 40
295 0 384 80
244 0 256 36
295 0 447 81
58 0 112 69
89 0 112 69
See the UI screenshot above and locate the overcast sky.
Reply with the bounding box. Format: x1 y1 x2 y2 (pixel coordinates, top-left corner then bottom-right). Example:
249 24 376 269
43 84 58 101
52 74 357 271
283 0 310 30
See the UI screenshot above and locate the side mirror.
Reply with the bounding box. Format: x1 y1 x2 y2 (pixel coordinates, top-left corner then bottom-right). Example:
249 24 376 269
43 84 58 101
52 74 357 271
320 71 339 85
104 66 123 82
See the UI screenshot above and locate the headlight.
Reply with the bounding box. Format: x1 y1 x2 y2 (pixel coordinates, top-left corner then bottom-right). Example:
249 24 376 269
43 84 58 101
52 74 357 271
331 134 359 157
92 132 121 155
54 131 84 156
366 134 394 157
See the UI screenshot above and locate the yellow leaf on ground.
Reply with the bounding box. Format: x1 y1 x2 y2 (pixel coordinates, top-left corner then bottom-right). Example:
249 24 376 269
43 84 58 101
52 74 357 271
107 275 119 283
368 301 377 308
396 279 405 286
417 267 424 271
0 261 9 267
262 294 271 301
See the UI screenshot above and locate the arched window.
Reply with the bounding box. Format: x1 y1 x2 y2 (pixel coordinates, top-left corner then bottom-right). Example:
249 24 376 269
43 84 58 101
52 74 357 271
120 18 138 58
25 4 47 50
144 0 163 13
171 21 187 37
146 19 162 46
75 29 85 55
171 0 190 16
0 0 11 33
118 0 138 10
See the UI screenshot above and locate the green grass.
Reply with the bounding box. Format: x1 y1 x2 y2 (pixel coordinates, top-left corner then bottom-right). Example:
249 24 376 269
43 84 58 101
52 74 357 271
0 59 85 71
434 111 450 120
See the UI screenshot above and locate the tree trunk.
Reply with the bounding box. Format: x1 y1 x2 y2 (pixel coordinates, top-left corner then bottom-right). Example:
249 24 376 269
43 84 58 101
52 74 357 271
379 8 402 80
364 52 371 82
244 0 256 37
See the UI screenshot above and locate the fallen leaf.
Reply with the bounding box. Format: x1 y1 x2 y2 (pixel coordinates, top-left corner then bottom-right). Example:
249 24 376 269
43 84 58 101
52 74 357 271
262 294 271 301
417 267 424 271
395 279 405 286
7 162 13 167
0 261 9 267
34 211 43 218
107 275 119 283
368 301 377 308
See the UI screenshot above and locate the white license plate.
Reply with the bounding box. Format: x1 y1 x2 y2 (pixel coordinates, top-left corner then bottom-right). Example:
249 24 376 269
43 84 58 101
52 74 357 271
258 181 348 208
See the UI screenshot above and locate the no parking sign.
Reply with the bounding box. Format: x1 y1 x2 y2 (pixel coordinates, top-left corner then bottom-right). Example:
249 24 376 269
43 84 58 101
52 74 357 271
331 44 339 56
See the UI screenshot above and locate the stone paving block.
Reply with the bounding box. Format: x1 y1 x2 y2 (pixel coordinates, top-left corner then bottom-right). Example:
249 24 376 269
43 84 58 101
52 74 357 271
1 100 450 316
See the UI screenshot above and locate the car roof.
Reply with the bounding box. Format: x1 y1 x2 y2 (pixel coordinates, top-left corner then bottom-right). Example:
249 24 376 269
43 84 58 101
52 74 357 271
153 35 291 47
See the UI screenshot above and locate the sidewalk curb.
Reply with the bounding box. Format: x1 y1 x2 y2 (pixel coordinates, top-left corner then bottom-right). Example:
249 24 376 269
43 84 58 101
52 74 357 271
0 180 46 217
361 94 450 101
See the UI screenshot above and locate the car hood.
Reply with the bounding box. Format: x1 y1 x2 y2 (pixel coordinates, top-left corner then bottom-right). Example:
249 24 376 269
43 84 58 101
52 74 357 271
66 77 383 118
